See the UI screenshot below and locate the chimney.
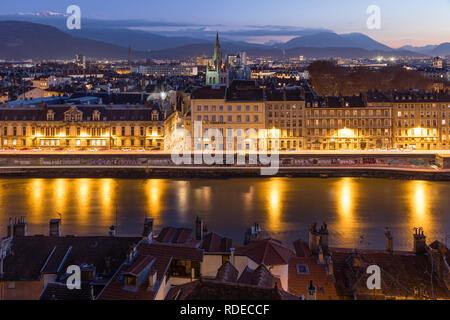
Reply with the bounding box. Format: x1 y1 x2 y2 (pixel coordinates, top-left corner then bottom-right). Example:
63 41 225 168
385 227 393 253
195 217 204 240
90 285 95 300
309 223 320 255
318 246 324 264
413 227 426 255
80 264 96 281
148 272 157 289
12 217 27 237
318 223 329 253
108 225 118 237
306 280 317 300
142 218 154 242
230 248 235 266
326 256 334 276
6 217 13 238
49 219 61 237
244 223 261 245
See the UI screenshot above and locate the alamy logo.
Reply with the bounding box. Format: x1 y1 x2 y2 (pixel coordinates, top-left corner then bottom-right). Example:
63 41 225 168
66 265 81 290
66 5 81 30
170 122 280 176
366 265 381 290
366 5 381 30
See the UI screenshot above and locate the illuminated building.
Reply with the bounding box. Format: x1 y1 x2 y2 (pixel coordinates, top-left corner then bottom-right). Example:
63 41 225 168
265 88 305 150
391 91 450 150
0 103 166 150
304 94 393 150
190 80 265 151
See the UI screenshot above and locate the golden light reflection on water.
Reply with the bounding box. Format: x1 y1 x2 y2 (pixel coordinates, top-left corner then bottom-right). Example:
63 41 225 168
75 179 91 225
146 179 167 218
264 178 285 232
29 179 44 219
54 179 67 213
335 178 360 246
176 181 189 216
407 180 432 233
100 179 114 219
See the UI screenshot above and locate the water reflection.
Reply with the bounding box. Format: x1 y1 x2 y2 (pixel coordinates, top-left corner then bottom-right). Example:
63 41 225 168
0 178 448 250
335 178 361 248
265 178 285 232
408 180 432 234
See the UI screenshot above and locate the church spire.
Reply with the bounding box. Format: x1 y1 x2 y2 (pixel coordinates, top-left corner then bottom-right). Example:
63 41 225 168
212 32 222 70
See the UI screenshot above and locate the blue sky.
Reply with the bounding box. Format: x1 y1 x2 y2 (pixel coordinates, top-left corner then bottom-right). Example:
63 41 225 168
1 0 449 47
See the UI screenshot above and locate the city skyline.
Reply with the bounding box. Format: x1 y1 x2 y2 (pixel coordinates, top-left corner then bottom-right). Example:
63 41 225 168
1 0 449 48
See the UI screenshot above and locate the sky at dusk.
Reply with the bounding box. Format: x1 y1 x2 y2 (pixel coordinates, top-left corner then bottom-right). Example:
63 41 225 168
1 0 449 47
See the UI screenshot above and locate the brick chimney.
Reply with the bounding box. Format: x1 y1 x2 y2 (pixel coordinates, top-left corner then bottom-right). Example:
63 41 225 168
195 217 204 240
49 219 61 237
308 223 320 255
385 227 393 253
10 217 27 237
318 222 329 253
108 225 118 237
142 218 154 242
413 227 426 255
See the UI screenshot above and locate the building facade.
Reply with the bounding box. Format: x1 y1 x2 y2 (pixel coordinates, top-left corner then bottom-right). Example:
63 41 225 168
304 95 393 151
391 91 450 150
0 104 166 150
190 81 265 151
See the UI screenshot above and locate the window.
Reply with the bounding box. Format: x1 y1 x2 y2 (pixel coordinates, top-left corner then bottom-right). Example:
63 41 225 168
296 264 309 274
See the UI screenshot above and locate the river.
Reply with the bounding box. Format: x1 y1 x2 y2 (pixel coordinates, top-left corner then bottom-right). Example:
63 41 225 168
0 177 449 250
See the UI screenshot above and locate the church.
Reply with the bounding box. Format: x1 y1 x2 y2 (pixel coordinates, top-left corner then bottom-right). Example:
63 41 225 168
206 33 230 87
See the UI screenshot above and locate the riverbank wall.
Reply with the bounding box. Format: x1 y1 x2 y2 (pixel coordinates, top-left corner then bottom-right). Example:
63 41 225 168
0 153 448 180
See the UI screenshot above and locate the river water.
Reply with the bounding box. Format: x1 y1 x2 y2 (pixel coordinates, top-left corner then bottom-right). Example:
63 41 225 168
0 177 449 250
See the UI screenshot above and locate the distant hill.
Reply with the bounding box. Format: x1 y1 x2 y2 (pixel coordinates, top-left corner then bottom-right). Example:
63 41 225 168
399 43 450 56
281 32 392 51
67 28 210 52
0 20 429 60
0 21 147 60
430 43 450 56
146 43 424 60
398 45 438 55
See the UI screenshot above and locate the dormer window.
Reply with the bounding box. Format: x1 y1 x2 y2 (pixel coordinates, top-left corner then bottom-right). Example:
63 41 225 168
124 275 137 288
64 106 83 122
47 110 55 121
92 110 101 121
151 111 159 121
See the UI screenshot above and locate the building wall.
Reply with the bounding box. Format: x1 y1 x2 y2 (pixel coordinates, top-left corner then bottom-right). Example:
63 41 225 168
304 106 392 150
265 100 305 150
393 101 449 150
0 121 164 150
191 99 265 151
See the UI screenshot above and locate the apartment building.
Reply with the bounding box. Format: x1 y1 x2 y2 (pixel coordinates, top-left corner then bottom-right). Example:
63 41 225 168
391 91 450 150
304 94 392 150
190 80 265 151
0 102 166 150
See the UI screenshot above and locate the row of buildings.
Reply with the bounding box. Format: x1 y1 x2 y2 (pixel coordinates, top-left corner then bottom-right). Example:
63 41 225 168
190 83 450 151
1 218 449 300
1 86 449 151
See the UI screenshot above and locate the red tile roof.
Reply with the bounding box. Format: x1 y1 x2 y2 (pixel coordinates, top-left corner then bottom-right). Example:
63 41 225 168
201 232 232 253
236 239 294 266
165 279 299 300
238 265 282 288
288 256 338 300
330 247 450 299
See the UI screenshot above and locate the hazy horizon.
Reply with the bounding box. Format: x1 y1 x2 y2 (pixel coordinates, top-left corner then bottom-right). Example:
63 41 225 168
1 0 449 48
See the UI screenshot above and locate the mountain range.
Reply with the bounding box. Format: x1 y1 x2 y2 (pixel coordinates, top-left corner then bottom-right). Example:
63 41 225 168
0 17 448 60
